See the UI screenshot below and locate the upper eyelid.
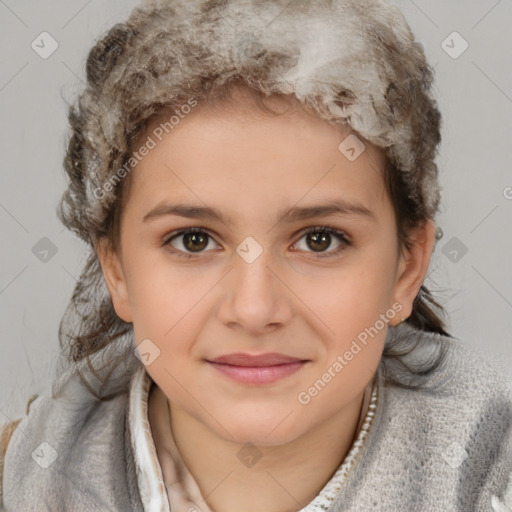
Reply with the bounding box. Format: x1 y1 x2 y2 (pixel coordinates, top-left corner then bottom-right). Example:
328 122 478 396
165 227 219 243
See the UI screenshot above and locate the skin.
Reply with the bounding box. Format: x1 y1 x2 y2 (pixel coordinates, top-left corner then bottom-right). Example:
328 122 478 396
95 85 436 512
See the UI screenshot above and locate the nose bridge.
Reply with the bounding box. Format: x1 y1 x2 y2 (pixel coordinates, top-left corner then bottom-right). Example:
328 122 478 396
220 237 291 331
233 237 278 299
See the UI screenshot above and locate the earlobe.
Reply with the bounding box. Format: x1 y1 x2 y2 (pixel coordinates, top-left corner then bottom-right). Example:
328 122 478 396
94 238 133 323
390 219 436 326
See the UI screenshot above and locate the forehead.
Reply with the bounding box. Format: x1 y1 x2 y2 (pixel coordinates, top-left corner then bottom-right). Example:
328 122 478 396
126 90 388 222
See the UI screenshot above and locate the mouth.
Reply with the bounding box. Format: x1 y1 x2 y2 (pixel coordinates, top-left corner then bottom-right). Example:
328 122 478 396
206 352 309 385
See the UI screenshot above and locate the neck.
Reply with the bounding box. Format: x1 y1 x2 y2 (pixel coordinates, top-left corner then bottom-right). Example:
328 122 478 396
158 383 372 512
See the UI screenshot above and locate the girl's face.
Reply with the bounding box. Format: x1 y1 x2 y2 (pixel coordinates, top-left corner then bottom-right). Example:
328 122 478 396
97 89 434 446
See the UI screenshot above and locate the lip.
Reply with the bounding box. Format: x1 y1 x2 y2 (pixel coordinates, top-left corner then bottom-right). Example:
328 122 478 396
209 352 305 366
206 352 308 385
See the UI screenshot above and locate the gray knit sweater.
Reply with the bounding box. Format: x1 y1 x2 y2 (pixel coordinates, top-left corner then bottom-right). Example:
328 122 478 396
2 323 512 511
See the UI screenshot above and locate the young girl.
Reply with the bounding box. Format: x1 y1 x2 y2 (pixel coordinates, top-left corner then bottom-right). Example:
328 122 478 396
1 0 511 510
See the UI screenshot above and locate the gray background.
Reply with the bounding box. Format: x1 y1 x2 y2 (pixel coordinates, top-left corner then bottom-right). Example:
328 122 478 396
1 0 511 422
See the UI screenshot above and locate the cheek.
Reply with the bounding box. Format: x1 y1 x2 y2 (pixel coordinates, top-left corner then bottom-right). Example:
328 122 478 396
302 252 397 333
125 255 204 333
127 267 210 365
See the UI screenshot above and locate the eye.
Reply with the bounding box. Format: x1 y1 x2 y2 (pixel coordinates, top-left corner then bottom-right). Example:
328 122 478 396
163 227 218 258
292 226 351 258
163 225 351 260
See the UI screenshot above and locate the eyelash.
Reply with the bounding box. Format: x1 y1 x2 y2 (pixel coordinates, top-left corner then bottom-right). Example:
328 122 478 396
162 225 351 260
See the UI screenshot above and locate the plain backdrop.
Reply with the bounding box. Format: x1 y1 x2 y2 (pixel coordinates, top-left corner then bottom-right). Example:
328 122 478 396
1 0 511 421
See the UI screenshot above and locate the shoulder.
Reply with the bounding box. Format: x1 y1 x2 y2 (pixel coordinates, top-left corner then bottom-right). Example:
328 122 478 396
1 372 130 511
383 324 512 408
0 394 39 507
340 325 512 510
382 325 512 454
387 326 512 506
2 334 143 510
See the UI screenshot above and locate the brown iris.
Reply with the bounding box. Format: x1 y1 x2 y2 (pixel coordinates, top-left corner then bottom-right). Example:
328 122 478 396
183 232 209 252
307 231 331 252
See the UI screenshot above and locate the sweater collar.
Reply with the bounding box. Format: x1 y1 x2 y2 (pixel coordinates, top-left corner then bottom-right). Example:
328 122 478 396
128 365 171 512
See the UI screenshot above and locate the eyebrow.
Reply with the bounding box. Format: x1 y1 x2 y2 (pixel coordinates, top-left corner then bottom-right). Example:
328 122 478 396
142 199 376 225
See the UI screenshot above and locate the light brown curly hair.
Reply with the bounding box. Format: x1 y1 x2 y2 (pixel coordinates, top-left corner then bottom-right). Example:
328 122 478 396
56 0 451 389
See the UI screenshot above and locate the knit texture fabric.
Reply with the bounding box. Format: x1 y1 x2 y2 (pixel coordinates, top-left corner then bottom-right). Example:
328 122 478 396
2 323 512 511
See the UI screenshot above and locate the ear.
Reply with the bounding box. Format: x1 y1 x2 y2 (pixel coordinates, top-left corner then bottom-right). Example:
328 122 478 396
389 219 436 326
94 237 133 323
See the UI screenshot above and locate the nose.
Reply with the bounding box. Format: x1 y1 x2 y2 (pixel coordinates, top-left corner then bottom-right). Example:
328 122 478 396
217 247 293 335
